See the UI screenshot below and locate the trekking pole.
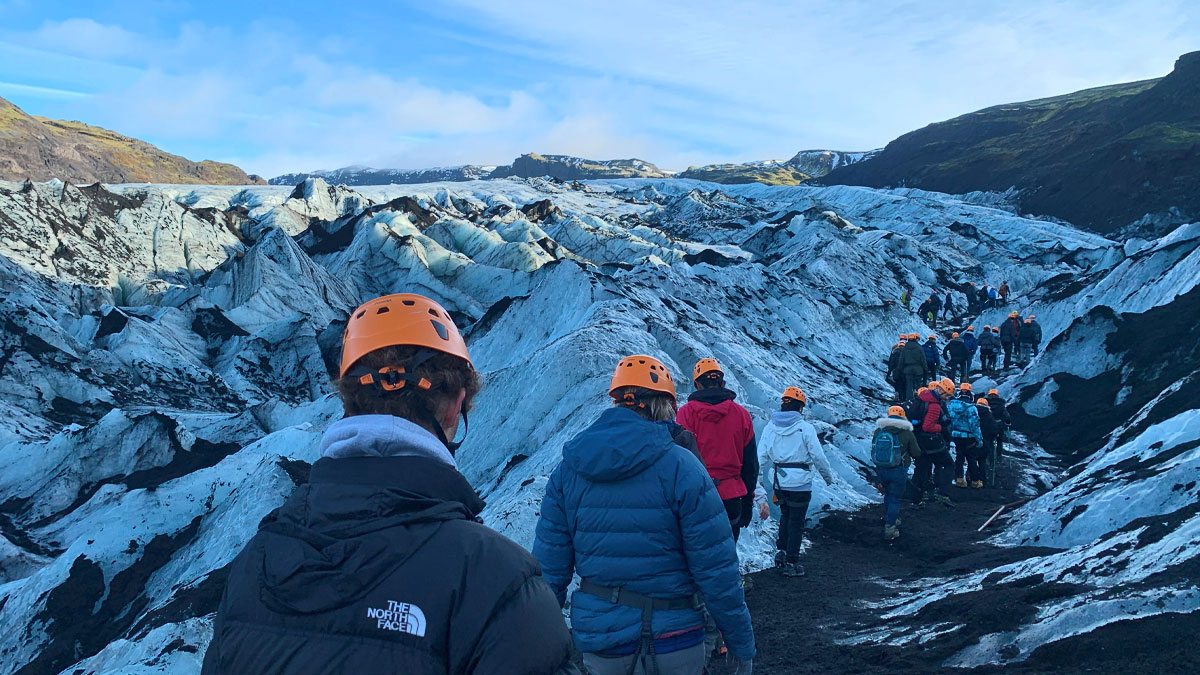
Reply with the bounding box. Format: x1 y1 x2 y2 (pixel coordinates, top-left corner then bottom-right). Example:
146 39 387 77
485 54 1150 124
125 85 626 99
978 505 1005 532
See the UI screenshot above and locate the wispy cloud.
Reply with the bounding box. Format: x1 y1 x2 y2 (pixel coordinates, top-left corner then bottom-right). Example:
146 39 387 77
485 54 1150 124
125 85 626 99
0 1 1195 178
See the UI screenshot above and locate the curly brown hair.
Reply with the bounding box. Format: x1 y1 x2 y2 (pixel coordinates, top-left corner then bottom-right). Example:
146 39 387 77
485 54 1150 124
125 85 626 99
335 345 482 424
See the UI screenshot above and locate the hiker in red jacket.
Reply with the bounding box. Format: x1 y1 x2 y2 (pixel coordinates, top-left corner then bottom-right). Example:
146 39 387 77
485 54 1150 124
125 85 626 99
677 358 759 542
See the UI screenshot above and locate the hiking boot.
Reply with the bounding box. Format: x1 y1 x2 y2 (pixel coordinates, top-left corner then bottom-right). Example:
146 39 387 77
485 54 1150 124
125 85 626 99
782 562 806 577
774 550 787 567
884 525 900 541
971 480 984 489
954 477 968 488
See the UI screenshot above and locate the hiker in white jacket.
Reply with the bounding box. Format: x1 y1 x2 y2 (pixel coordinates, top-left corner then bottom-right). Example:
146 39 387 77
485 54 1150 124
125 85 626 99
757 387 836 577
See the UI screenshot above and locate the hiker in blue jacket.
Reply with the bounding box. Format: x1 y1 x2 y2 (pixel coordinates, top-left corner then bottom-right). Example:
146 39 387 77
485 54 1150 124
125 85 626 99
534 354 755 675
922 335 941 379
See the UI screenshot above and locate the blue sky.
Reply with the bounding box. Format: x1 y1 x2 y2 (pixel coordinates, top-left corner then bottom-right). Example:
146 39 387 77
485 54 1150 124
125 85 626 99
1 1 1196 178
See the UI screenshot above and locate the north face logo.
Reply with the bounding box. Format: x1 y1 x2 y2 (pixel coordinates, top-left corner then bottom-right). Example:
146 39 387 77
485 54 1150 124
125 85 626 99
366 600 426 637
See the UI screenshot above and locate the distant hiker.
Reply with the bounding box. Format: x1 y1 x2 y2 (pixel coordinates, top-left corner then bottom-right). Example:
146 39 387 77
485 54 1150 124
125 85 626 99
887 339 907 401
922 334 941 379
1019 315 1043 363
909 381 954 506
758 387 836 577
966 282 980 314
898 334 930 399
202 294 576 675
535 354 755 675
942 332 969 384
986 388 1012 460
917 297 935 327
977 325 999 374
677 358 759 543
975 398 997 488
942 292 956 320
946 384 983 490
988 285 1000 309
872 405 920 541
962 326 978 372
900 287 912 310
999 312 1022 368
977 284 992 313
927 291 942 327
999 281 1011 306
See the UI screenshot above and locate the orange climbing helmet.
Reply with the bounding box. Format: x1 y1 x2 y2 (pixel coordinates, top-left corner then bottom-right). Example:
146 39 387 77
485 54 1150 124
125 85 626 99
960 382 973 392
988 388 999 396
976 398 989 406
908 333 920 340
693 358 723 381
967 325 975 331
339 294 471 380
888 405 906 418
610 355 676 399
951 332 960 338
983 324 991 330
782 386 807 404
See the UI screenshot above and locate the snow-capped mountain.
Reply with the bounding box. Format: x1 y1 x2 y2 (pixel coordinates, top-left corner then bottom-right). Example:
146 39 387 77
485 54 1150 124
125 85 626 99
269 164 498 187
0 173 1196 673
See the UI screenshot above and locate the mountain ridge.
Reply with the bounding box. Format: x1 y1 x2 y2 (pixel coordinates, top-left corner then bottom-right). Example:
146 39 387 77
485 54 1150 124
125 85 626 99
0 96 265 186
820 51 1200 236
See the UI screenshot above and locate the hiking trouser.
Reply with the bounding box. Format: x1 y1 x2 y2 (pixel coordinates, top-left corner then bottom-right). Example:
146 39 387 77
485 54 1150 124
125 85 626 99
947 359 968 383
722 497 743 542
954 438 978 480
1002 342 1015 367
903 372 925 399
915 450 953 496
583 643 706 675
980 349 997 371
926 361 939 378
965 440 987 483
875 465 907 526
775 488 812 561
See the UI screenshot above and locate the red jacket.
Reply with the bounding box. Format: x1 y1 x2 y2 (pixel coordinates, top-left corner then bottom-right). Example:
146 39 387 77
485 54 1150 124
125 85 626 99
676 388 756 500
917 388 945 434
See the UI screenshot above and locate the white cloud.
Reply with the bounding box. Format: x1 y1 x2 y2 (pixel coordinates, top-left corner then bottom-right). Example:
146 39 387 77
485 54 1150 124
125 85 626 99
4 2 1197 178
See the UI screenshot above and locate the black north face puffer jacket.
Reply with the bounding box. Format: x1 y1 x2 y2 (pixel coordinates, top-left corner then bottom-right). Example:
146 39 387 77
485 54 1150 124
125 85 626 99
202 455 576 675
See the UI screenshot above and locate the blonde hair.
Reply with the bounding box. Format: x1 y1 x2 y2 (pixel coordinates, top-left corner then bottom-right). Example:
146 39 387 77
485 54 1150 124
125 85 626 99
611 386 678 422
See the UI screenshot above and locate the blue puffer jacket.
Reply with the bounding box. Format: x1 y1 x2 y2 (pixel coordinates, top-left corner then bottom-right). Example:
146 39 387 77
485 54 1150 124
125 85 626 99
533 407 755 660
922 342 940 366
945 398 983 445
963 331 977 354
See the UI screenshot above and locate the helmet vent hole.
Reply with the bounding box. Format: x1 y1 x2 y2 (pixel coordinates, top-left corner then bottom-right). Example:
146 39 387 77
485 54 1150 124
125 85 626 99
376 306 390 314
431 320 449 340
649 372 659 383
428 308 439 317
356 311 366 319
402 300 416 306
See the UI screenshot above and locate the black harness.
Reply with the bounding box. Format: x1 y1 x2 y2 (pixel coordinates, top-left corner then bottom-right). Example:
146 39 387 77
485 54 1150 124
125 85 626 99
578 579 701 675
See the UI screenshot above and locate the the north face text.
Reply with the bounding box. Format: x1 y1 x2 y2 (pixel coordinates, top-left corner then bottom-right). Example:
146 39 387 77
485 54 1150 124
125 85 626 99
366 600 427 637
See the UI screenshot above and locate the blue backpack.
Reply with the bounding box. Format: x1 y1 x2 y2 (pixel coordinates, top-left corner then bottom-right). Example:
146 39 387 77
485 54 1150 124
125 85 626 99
872 429 905 468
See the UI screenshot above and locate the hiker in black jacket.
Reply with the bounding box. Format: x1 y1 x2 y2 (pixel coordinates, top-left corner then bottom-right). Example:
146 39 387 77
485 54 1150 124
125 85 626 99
202 294 576 675
986 388 1012 459
941 332 970 384
898 334 930 399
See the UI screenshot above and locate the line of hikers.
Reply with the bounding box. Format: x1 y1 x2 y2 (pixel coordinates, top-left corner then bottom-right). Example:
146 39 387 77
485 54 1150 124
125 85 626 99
200 292 1017 674
871 379 1012 537
900 281 1011 328
886 313 1043 400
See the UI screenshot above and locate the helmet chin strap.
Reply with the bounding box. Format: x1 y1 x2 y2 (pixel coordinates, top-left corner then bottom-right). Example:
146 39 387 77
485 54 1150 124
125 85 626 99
430 410 468 455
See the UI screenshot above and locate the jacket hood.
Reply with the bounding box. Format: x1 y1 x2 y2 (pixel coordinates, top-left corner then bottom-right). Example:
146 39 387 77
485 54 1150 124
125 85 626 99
918 388 940 404
768 410 805 435
688 386 737 404
321 414 455 466
877 417 913 432
686 388 741 425
562 407 675 483
254 455 483 615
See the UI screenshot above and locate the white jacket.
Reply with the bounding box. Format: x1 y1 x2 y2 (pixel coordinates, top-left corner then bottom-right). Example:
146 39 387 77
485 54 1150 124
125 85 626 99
758 411 836 491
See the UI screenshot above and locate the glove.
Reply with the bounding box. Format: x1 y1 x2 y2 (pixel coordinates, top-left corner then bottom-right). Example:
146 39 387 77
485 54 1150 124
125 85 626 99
758 501 770 520
737 494 754 528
